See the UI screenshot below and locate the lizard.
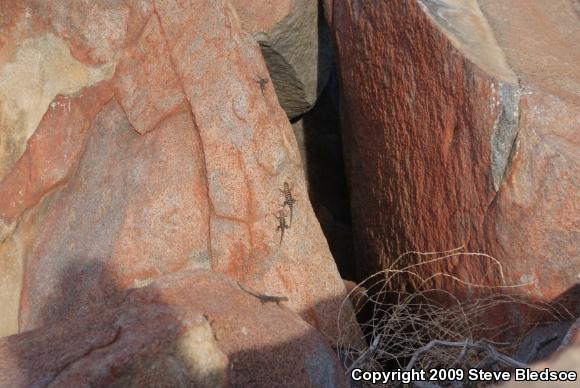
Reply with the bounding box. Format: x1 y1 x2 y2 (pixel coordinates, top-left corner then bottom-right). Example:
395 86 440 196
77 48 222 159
256 76 269 95
275 208 289 244
280 181 296 227
237 281 289 305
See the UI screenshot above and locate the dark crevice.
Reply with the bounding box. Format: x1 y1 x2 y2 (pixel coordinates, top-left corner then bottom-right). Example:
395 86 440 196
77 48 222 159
287 1 356 282
291 67 355 281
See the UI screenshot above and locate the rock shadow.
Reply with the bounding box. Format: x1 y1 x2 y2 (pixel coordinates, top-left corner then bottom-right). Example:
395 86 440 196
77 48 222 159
2 259 356 387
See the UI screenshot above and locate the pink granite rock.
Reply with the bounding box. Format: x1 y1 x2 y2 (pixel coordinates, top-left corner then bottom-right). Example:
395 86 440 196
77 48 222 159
0 0 356 345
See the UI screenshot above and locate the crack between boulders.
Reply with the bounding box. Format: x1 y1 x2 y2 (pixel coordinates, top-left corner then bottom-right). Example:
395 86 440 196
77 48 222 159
46 325 123 387
151 0 215 265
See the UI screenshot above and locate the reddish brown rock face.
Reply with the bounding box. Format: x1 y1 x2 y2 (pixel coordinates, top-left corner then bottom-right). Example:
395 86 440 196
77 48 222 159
0 0 354 342
0 270 348 388
327 0 579 320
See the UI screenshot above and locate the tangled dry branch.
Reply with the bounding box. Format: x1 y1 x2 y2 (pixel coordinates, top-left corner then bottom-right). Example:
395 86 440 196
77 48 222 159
336 248 573 387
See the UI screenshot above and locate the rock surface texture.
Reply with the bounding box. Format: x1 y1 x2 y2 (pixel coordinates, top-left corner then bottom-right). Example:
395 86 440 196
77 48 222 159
499 320 580 387
0 270 347 388
232 0 333 118
0 0 354 344
326 0 579 317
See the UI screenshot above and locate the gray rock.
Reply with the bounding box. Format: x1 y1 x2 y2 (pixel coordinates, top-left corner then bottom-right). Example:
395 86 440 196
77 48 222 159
515 320 575 363
235 0 334 118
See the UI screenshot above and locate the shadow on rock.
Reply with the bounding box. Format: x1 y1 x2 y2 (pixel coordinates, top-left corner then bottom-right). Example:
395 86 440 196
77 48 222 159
292 71 355 282
0 264 352 387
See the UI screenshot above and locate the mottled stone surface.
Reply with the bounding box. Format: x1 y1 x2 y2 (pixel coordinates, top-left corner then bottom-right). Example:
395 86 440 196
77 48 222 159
0 270 347 388
232 0 333 118
0 33 114 181
0 0 355 343
326 0 579 319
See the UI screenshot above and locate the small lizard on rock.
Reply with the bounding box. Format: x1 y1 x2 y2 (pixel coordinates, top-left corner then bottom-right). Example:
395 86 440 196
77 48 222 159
280 181 296 226
275 209 289 244
237 282 289 305
256 76 269 95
